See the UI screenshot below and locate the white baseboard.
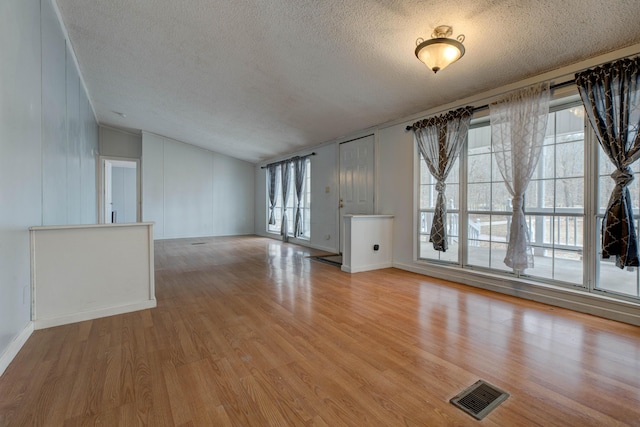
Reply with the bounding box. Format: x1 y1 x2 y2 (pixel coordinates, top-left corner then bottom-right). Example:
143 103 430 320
257 232 339 254
394 261 640 326
34 299 157 330
0 322 34 378
342 262 393 273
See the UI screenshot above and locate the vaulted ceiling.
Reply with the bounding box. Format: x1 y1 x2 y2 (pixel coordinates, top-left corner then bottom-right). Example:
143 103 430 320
56 0 640 163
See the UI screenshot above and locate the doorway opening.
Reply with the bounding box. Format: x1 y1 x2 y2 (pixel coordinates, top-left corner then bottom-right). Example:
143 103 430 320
100 157 140 224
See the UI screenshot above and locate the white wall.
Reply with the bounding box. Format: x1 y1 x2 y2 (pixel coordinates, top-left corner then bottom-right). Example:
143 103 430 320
0 0 98 374
254 143 340 253
142 132 254 239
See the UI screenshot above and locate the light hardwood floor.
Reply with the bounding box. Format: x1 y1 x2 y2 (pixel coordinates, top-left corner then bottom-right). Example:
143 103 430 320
1 235 640 426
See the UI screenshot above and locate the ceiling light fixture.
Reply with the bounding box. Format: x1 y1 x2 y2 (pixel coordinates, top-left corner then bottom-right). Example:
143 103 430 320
415 25 465 74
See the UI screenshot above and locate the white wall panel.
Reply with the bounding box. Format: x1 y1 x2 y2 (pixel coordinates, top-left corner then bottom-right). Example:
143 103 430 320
80 86 97 224
164 141 214 238
212 153 254 236
142 132 254 240
41 0 68 226
141 133 165 239
66 45 81 225
0 0 42 366
378 123 414 264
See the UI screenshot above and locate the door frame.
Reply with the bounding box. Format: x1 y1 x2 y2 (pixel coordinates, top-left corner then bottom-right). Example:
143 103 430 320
98 156 141 224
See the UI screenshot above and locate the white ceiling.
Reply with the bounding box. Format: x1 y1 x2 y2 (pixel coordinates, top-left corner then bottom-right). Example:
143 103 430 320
56 0 640 164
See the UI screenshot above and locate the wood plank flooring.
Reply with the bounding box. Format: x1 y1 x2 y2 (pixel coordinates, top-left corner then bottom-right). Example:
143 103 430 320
2 235 640 426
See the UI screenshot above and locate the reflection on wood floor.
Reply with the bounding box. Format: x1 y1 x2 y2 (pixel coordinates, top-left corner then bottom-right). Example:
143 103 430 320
1 235 640 426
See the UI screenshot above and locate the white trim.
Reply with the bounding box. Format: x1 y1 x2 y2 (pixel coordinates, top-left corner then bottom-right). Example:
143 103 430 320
30 222 154 231
34 300 156 330
393 261 640 326
0 322 34 377
341 262 393 273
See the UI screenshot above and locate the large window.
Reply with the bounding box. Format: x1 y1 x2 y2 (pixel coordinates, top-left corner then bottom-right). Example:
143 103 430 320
267 159 311 239
418 93 639 301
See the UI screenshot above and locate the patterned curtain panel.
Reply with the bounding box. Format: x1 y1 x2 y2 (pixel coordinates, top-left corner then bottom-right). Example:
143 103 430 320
412 106 473 251
575 58 640 268
293 156 307 237
280 159 292 242
490 82 551 271
267 164 278 225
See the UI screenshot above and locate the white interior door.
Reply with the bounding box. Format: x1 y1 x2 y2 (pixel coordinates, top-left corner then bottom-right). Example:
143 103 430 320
101 158 140 224
339 135 375 253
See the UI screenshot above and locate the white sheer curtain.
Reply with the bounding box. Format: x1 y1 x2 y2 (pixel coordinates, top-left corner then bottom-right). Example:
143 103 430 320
267 164 278 226
293 157 307 237
490 82 551 271
280 159 292 242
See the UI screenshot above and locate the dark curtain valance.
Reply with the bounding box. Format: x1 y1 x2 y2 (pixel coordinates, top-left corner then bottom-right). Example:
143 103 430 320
575 57 640 268
261 152 315 170
410 106 474 130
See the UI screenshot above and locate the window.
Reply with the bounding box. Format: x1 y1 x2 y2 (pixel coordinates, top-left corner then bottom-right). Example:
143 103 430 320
419 155 459 263
595 144 640 297
416 95 640 298
267 159 311 239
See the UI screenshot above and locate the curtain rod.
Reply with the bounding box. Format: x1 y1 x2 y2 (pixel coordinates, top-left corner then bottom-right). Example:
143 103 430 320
260 152 316 169
405 79 576 131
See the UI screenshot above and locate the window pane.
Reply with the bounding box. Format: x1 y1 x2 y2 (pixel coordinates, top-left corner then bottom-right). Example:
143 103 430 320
445 184 459 209
468 183 490 211
556 140 584 178
556 178 583 209
490 243 511 272
467 243 490 268
488 215 510 242
420 185 435 209
552 249 583 284
491 182 511 212
598 176 615 213
468 153 491 183
596 218 639 296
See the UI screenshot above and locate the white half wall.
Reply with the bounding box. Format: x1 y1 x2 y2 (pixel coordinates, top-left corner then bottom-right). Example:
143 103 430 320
30 223 156 329
142 132 254 239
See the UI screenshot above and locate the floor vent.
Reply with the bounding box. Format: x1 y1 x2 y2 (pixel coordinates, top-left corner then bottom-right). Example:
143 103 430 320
450 380 509 420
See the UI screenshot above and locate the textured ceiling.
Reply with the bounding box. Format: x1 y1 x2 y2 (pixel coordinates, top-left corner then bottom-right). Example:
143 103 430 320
56 0 640 163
